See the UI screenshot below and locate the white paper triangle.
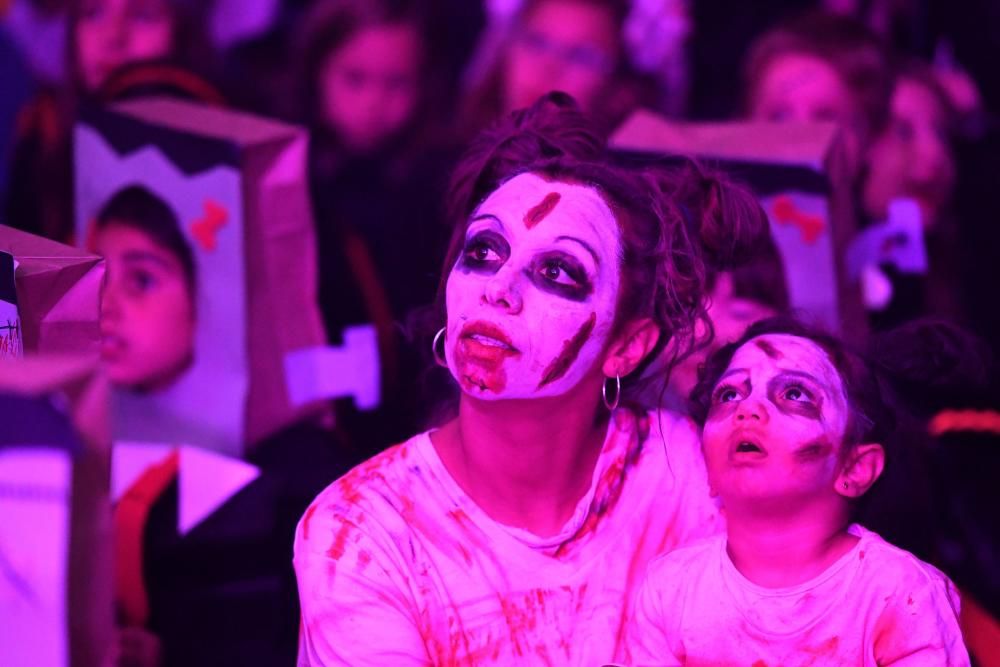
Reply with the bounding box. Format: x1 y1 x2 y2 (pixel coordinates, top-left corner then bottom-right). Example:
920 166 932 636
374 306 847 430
177 446 259 535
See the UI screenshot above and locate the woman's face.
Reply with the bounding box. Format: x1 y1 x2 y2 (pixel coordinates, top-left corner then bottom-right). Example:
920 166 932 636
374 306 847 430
444 172 622 399
862 78 956 228
75 0 175 93
701 334 850 506
503 0 619 113
96 222 195 392
318 23 423 152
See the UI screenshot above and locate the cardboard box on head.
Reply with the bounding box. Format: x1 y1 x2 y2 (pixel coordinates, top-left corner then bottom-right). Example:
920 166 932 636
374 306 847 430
610 110 867 338
74 98 330 458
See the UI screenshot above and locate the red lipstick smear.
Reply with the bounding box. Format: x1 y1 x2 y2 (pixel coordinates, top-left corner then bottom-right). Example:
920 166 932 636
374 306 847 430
523 192 561 229
538 312 597 388
455 321 516 393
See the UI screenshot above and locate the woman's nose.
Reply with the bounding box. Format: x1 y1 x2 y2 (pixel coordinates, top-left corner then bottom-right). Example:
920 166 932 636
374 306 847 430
483 267 523 314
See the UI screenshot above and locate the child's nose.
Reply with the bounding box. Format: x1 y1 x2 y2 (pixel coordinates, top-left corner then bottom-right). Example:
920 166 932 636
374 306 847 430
735 398 768 424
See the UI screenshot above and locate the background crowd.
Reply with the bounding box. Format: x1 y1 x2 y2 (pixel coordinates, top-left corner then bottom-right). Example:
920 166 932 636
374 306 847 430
1 0 998 665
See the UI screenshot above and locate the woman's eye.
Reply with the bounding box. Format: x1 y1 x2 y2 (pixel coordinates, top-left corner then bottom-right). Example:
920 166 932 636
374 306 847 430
466 242 499 264
539 260 576 286
460 232 508 272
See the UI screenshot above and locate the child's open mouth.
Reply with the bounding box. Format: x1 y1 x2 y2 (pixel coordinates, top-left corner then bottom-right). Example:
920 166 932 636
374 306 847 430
729 435 768 461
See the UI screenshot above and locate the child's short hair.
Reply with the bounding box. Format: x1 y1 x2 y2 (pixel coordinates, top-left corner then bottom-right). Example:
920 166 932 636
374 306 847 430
743 10 892 139
707 232 789 313
95 185 196 291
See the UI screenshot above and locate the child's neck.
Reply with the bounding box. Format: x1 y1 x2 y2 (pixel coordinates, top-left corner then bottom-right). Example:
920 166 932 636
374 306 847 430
724 502 858 589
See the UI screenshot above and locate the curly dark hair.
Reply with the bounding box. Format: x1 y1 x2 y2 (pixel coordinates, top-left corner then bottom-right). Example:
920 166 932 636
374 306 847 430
437 92 771 397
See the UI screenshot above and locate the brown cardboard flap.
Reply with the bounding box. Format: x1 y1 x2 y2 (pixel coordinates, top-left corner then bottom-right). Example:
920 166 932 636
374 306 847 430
0 225 103 356
114 97 299 148
610 110 839 170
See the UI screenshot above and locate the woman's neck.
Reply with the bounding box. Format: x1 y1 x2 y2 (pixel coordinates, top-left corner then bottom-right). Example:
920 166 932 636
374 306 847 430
432 383 608 538
723 500 857 589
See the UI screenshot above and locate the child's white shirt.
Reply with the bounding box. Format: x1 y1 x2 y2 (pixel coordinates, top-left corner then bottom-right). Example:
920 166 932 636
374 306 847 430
627 524 970 666
294 409 723 666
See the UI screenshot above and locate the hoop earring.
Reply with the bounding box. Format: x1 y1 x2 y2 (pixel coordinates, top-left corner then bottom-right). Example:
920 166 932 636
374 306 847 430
602 374 621 411
432 327 448 367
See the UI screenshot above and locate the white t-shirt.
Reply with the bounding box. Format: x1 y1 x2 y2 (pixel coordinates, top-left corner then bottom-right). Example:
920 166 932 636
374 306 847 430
627 525 970 666
294 408 722 666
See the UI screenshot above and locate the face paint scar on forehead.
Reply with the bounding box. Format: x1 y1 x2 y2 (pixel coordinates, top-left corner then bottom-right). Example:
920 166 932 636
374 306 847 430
538 312 597 388
756 339 783 359
523 192 562 229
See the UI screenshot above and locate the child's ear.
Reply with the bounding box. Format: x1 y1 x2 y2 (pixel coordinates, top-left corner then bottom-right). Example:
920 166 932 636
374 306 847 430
601 318 660 378
834 443 885 499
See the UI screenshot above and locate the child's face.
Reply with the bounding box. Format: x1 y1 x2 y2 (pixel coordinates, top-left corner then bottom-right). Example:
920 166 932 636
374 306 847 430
75 0 175 93
96 222 195 392
318 23 423 153
862 78 956 228
503 0 619 113
701 334 850 506
750 52 866 173
444 172 622 398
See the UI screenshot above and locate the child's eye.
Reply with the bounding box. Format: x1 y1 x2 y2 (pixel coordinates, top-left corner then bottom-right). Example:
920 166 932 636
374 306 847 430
713 385 742 403
125 269 157 294
782 385 813 403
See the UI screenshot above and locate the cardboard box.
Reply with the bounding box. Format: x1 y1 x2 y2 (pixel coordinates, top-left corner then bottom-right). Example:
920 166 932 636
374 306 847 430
610 110 867 337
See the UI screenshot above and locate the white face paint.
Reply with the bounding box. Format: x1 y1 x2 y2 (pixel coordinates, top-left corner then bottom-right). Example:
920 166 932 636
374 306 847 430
701 334 850 505
444 172 622 399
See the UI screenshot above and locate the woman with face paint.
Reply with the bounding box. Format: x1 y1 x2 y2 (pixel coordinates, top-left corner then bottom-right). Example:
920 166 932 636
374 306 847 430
293 93 770 666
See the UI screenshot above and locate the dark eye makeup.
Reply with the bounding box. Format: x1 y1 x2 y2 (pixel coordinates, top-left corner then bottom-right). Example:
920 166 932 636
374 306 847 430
458 230 510 273
526 251 593 301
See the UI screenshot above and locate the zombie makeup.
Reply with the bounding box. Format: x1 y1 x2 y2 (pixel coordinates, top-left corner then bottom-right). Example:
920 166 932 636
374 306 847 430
701 334 850 502
444 172 621 399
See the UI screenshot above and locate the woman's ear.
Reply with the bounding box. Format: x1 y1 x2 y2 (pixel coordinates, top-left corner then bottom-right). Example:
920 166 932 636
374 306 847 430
602 318 660 378
834 443 885 499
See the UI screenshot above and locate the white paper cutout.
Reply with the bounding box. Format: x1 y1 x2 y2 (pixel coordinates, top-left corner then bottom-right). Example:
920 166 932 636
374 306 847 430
284 324 381 410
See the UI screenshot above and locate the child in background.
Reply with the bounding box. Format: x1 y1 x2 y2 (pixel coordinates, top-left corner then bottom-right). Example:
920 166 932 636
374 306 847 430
299 0 455 452
92 184 196 393
627 316 970 666
658 232 788 412
461 0 651 137
5 0 212 244
742 11 891 180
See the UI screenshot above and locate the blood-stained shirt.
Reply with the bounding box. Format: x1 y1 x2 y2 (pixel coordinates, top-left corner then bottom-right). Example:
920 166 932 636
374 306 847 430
626 524 970 666
293 408 722 666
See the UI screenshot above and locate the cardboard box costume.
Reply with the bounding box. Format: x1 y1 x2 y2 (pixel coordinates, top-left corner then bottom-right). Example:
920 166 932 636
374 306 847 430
610 111 866 336
75 97 334 457
0 231 112 667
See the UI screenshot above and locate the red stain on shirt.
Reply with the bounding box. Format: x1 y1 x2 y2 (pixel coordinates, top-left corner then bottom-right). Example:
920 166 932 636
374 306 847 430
301 504 318 541
524 192 561 229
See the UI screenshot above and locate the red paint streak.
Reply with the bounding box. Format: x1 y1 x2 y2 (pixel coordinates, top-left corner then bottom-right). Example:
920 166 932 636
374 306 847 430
357 550 372 571
538 312 597 388
752 661 768 667
301 504 318 541
771 194 825 244
190 198 228 251
859 550 866 560
523 192 561 229
755 338 783 359
907 596 914 606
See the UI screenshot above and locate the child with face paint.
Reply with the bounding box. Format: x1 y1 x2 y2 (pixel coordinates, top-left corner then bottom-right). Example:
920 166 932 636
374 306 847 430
293 93 771 666
626 316 970 666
